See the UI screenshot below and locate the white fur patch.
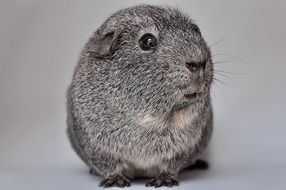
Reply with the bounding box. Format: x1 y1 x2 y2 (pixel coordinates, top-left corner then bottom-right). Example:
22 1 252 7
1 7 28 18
127 107 202 177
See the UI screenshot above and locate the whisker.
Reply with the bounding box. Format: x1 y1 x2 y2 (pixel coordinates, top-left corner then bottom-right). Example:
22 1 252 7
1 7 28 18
214 71 241 89
209 35 229 49
210 85 217 100
212 53 237 59
214 69 248 76
213 77 227 87
212 80 227 103
213 58 244 65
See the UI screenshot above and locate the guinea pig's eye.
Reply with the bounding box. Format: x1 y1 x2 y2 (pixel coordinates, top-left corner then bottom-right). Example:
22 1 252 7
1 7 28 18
139 33 157 51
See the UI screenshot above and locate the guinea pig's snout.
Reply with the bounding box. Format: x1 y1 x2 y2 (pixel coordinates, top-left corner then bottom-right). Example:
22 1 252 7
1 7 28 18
182 60 209 94
185 61 206 73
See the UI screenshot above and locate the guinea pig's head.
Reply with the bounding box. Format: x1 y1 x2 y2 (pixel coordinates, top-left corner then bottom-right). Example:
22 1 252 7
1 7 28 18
86 5 213 114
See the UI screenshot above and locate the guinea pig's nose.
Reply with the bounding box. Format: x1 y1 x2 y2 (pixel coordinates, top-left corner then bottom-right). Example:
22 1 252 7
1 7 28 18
185 61 206 72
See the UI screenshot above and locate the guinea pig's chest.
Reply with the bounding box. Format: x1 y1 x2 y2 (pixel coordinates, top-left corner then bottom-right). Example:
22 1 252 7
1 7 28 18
139 107 199 130
128 108 203 169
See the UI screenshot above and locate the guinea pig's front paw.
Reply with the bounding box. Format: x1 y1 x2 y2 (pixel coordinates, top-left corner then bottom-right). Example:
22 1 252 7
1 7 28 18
145 173 179 188
89 168 97 175
99 174 131 188
186 159 209 170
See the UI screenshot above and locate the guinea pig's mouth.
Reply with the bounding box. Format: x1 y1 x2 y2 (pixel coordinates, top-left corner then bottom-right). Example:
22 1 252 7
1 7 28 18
184 92 202 100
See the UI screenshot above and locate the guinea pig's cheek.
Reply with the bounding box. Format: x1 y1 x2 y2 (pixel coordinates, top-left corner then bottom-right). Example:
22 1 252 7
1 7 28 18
171 109 198 128
137 114 166 128
204 71 213 86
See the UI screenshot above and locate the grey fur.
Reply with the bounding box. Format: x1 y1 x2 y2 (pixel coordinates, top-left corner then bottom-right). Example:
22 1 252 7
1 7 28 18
66 5 213 187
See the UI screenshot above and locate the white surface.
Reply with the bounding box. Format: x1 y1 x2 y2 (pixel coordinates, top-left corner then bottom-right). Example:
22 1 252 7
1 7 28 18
1 0 286 189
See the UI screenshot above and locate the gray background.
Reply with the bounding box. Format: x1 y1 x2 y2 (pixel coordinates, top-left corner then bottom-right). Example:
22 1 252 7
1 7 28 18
1 0 286 189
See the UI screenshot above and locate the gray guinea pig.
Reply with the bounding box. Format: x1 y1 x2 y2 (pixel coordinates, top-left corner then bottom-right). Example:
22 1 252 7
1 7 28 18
67 4 213 188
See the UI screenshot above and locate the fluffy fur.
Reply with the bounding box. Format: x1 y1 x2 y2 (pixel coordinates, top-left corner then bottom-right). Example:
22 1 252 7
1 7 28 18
67 5 213 187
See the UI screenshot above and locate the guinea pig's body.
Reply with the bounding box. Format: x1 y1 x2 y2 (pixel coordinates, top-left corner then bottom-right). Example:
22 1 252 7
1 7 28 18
67 5 213 187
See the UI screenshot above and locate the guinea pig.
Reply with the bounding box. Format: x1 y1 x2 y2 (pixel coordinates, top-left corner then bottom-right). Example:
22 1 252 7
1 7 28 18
66 4 213 188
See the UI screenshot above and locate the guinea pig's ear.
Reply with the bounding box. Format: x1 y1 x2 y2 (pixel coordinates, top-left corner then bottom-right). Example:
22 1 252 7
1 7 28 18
88 28 123 58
